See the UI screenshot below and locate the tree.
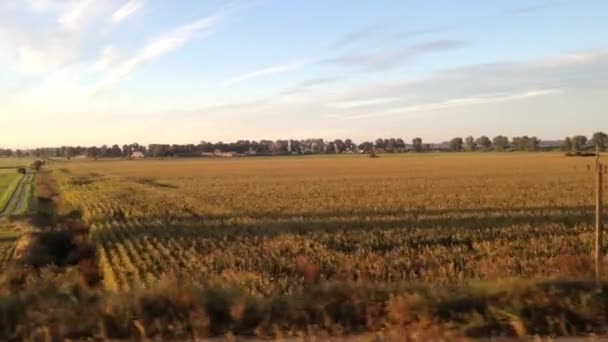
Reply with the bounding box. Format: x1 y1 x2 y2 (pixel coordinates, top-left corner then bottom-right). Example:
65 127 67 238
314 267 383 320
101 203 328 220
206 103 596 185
412 137 423 152
385 138 397 153
464 136 477 151
527 136 541 151
511 136 540 151
333 139 346 153
476 136 492 151
30 160 44 171
395 138 406 152
592 132 607 151
86 146 100 159
571 135 588 152
449 137 464 152
562 137 573 152
344 139 356 152
110 144 123 157
358 141 374 153
492 135 510 152
274 140 289 154
374 138 386 149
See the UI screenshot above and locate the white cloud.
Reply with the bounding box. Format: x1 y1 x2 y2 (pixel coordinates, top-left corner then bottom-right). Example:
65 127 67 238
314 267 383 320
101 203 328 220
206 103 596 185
328 97 400 109
92 46 120 72
25 0 63 12
57 0 95 31
220 61 308 88
338 89 562 120
323 40 467 71
92 15 221 94
111 0 144 24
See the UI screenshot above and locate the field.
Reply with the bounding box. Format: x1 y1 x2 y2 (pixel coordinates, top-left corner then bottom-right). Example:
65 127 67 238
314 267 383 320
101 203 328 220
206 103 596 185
50 153 604 294
0 157 32 168
0 169 21 213
0 162 30 276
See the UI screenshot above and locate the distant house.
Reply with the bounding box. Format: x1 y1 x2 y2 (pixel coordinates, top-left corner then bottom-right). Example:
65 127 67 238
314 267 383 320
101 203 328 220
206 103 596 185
202 150 234 158
131 151 145 159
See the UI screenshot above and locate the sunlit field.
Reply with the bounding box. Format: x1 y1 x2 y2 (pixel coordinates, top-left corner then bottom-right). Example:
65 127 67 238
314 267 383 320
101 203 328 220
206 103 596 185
48 153 604 294
0 158 32 168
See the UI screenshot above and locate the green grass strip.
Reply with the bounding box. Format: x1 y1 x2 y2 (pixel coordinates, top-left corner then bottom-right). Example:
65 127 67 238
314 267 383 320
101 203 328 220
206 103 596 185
0 172 23 213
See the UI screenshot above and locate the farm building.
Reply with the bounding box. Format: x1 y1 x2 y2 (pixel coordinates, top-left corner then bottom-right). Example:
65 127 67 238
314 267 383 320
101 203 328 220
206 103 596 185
130 151 145 159
201 150 234 158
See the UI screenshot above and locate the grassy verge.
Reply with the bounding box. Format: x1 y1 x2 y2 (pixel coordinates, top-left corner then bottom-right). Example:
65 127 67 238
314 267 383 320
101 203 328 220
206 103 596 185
0 271 606 340
14 174 34 216
0 171 22 213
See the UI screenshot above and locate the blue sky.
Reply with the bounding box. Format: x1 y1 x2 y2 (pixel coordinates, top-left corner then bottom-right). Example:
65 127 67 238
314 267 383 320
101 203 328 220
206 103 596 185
1 0 607 148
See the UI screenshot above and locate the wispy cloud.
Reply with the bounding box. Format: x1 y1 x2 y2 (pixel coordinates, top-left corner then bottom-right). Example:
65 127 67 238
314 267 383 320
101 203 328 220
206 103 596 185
323 40 467 71
92 45 120 72
111 0 144 24
328 97 400 109
397 26 453 39
502 3 557 15
331 24 384 49
25 0 63 12
339 89 561 120
92 14 221 94
280 77 340 96
220 60 309 88
57 0 96 31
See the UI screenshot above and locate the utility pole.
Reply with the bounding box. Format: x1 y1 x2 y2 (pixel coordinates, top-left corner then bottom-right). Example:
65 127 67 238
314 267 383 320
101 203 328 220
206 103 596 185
596 147 604 282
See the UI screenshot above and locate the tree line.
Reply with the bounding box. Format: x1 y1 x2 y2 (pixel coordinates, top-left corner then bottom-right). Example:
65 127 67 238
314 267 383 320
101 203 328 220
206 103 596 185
0 132 606 159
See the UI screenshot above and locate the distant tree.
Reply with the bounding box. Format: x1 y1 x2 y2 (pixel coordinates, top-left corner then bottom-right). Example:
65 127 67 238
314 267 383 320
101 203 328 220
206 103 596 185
99 144 108 157
86 147 100 159
571 135 588 152
333 139 346 153
274 140 289 154
374 138 386 149
511 136 540 151
449 137 464 152
385 138 397 153
30 160 44 171
476 136 492 151
562 137 573 152
592 132 607 151
464 136 477 151
358 141 374 153
492 135 510 152
395 138 406 152
325 141 337 154
110 144 122 157
412 137 423 152
344 139 356 152
528 136 541 151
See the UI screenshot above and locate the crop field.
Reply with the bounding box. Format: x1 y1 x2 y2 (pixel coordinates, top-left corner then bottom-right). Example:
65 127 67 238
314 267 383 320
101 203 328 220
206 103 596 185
0 168 25 273
0 158 32 168
0 169 21 213
51 153 604 293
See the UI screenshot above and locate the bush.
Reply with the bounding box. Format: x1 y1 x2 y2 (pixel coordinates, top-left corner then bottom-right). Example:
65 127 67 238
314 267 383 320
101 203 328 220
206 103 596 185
30 160 45 171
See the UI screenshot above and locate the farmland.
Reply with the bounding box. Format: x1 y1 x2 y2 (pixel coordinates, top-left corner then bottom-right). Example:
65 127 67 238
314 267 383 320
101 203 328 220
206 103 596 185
0 169 21 213
50 153 603 294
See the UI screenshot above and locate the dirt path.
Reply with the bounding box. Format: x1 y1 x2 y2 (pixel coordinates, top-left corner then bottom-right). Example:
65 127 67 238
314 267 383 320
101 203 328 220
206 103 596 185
0 173 33 217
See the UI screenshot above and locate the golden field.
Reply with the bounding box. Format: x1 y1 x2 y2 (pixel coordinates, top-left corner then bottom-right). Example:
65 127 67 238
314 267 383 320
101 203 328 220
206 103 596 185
51 153 603 293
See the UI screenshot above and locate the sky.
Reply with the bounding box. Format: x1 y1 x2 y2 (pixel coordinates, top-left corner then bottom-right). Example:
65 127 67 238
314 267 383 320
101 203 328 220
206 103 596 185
1 0 608 148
